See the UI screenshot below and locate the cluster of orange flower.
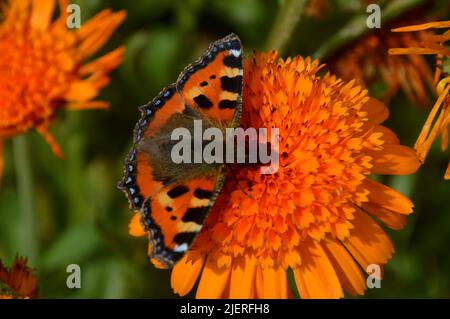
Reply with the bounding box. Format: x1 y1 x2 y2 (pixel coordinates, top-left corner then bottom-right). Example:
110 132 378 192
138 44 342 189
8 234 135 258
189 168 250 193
331 18 450 180
131 52 419 298
0 0 448 299
330 22 435 106
0 0 125 181
0 0 125 299
389 21 450 180
0 256 37 299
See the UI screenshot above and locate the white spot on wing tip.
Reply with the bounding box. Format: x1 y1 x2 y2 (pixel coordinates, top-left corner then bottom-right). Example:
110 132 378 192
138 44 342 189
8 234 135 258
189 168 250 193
174 243 189 252
230 49 241 57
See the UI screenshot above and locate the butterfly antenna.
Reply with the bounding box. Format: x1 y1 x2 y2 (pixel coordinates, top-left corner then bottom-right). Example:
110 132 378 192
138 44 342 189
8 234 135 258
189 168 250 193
225 165 254 200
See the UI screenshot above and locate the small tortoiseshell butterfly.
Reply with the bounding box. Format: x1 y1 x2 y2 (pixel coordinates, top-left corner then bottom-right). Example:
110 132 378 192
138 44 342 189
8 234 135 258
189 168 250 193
118 34 243 268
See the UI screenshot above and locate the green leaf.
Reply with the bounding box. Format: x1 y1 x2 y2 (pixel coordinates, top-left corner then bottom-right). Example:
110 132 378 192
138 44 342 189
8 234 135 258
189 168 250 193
40 224 103 270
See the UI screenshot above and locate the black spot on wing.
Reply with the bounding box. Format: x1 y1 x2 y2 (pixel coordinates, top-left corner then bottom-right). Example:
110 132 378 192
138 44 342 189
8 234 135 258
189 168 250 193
194 188 214 199
221 76 242 94
218 99 237 109
173 232 197 245
223 54 242 69
177 34 241 89
182 207 208 224
193 94 213 109
140 199 184 268
200 81 208 87
167 185 190 199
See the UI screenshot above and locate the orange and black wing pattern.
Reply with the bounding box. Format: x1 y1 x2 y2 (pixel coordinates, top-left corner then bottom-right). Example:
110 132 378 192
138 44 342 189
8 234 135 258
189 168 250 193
142 176 224 268
118 84 184 211
118 34 243 268
177 33 243 127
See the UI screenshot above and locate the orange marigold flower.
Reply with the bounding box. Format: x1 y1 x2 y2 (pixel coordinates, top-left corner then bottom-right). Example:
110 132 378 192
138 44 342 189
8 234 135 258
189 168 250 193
390 21 450 179
329 20 435 106
130 52 420 298
0 0 125 180
0 256 38 299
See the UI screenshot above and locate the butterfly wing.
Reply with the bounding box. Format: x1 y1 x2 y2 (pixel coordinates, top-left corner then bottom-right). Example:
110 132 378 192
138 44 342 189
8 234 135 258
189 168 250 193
118 34 243 269
118 85 186 211
177 33 243 127
142 176 224 268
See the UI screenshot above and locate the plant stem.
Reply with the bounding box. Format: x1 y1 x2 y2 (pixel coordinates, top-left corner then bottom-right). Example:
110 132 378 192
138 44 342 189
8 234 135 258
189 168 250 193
313 0 428 60
13 135 38 265
265 0 308 55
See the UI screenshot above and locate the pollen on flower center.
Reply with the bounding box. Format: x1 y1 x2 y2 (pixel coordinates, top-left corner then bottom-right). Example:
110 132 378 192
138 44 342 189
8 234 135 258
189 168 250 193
190 52 385 269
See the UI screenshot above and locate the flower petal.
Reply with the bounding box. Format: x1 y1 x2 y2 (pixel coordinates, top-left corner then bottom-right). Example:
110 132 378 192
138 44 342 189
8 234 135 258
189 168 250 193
362 98 389 124
66 101 109 110
415 84 450 161
31 0 55 32
10 0 32 14
361 202 407 230
196 258 231 298
322 237 366 296
368 145 420 175
65 81 98 102
255 266 288 299
229 257 256 298
171 255 204 296
363 178 414 214
392 21 450 32
0 256 38 298
56 0 69 24
342 208 394 270
373 125 400 145
36 125 63 159
388 48 440 55
80 47 125 75
294 239 343 299
78 11 126 58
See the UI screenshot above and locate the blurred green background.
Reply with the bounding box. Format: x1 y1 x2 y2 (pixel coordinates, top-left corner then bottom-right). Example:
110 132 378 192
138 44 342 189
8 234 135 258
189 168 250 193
1 0 449 298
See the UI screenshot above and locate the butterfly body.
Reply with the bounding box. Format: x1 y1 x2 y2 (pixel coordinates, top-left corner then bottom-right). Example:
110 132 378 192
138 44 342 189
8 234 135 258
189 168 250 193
118 34 243 268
